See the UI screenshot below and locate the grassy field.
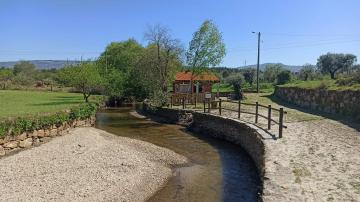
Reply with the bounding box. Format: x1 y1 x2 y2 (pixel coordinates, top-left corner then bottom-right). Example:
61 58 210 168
212 83 234 93
174 92 323 123
280 79 360 91
0 90 100 119
211 83 275 93
240 93 323 122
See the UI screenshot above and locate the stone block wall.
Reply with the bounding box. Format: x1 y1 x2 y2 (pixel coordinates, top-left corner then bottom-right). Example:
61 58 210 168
0 117 95 157
274 86 360 120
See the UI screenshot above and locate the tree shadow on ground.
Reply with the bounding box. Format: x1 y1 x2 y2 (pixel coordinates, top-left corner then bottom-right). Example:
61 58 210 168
264 94 360 132
29 101 83 106
52 96 82 99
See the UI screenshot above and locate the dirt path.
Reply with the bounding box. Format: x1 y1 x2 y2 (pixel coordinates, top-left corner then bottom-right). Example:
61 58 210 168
0 127 187 202
267 119 360 201
205 94 360 201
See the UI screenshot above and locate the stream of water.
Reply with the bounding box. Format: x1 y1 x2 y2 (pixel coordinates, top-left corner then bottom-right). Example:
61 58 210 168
95 107 261 202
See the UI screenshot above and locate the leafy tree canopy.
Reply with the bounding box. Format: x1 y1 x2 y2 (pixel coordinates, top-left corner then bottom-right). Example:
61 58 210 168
98 39 144 73
186 20 226 74
317 53 357 79
263 63 284 83
277 70 292 85
13 61 36 75
299 64 316 81
58 63 104 102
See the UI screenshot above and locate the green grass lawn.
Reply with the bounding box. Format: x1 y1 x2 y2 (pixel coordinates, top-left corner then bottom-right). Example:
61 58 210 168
211 83 275 93
241 93 324 122
0 90 100 119
172 92 323 123
280 79 360 91
212 83 234 93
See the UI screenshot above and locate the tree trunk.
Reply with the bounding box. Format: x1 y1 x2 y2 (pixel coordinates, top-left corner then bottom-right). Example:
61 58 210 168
83 93 90 102
330 71 336 79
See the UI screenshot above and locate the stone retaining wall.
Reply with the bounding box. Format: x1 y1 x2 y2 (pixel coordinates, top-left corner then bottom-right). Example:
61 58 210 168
141 106 266 178
0 117 95 157
274 86 360 119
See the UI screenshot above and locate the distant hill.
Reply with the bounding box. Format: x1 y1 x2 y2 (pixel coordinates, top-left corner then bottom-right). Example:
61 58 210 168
237 63 303 72
0 60 80 69
0 60 303 72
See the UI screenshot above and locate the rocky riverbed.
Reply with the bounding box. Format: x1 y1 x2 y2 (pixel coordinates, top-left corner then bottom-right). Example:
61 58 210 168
0 127 188 202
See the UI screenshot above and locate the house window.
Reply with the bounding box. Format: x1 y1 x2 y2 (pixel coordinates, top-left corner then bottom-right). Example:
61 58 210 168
179 84 190 93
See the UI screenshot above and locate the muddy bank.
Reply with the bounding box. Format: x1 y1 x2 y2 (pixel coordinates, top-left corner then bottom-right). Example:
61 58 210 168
0 127 187 202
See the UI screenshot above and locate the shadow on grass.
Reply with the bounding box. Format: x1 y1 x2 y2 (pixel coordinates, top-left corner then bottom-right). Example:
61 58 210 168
29 101 83 106
263 94 360 132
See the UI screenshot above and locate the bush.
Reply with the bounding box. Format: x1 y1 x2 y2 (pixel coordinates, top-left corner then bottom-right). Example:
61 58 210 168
336 70 360 86
225 73 245 100
0 103 97 138
277 70 292 85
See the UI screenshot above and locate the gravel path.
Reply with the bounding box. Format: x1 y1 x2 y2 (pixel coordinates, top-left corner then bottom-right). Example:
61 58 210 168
0 127 188 202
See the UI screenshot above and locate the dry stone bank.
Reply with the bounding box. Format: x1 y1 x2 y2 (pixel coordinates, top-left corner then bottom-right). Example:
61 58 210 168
0 117 95 157
274 86 360 120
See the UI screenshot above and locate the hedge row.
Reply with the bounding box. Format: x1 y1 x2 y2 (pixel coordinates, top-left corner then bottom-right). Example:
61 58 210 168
0 103 98 138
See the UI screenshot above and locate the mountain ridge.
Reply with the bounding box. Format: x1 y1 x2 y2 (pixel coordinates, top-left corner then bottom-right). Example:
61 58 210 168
0 60 303 71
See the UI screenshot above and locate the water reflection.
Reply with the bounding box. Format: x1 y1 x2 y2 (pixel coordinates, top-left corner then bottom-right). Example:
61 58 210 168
95 107 261 202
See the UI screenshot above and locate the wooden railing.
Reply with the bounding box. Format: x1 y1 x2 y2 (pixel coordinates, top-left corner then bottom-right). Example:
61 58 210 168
169 98 287 139
170 93 216 105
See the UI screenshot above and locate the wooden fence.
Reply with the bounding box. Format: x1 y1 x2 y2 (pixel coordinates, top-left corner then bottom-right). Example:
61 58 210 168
170 98 287 139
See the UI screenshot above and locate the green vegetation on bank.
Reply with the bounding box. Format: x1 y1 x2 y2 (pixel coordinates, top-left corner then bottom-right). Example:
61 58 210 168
279 79 360 91
0 102 97 138
0 90 101 119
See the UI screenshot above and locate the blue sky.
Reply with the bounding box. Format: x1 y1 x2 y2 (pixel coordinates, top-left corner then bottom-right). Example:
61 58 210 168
0 0 359 67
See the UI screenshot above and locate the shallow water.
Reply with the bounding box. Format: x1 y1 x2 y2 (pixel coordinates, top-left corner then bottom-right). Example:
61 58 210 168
95 107 261 202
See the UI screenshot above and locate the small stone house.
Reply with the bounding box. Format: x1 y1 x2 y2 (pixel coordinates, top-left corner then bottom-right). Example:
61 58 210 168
172 71 220 104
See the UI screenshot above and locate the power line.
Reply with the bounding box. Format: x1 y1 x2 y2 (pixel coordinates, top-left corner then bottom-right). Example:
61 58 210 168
262 32 360 37
228 39 360 53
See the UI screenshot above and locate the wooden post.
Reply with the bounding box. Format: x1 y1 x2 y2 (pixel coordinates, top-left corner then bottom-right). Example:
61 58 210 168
219 99 222 115
255 102 259 123
203 100 206 113
279 108 284 138
170 96 173 108
194 95 197 108
208 100 211 113
268 105 272 130
182 98 185 109
238 100 241 119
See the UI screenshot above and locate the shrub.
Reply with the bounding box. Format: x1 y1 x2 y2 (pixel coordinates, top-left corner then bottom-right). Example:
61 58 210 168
336 70 360 86
0 103 97 138
277 70 292 85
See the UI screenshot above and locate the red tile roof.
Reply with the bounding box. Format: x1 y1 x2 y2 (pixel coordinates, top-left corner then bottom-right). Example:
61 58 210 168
175 72 220 81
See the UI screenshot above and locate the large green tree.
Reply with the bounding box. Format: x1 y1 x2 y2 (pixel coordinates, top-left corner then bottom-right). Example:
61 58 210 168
97 39 145 100
186 20 226 72
186 20 226 94
317 53 357 79
97 39 144 73
58 63 104 102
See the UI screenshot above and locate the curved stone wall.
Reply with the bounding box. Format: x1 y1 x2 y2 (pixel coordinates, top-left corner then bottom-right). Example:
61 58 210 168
141 106 266 178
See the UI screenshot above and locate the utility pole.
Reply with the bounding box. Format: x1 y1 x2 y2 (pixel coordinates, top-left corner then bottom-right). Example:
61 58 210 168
105 50 108 74
252 31 261 93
